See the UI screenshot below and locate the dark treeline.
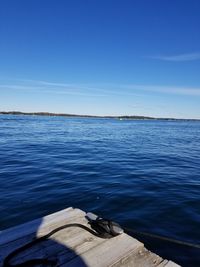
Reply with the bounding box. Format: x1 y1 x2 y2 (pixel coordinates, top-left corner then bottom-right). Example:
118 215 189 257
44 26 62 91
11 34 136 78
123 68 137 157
0 111 199 121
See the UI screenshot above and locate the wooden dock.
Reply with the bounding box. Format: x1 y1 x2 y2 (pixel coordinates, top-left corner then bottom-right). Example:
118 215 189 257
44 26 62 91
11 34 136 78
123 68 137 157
0 207 180 267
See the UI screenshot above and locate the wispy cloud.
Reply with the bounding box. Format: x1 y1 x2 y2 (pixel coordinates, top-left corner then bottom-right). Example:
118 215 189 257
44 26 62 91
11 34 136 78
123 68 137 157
149 52 200 62
1 79 200 97
122 84 200 96
0 84 107 97
14 79 142 97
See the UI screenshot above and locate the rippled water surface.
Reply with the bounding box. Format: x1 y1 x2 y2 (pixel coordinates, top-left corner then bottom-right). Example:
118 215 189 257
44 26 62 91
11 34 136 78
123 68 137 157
0 115 200 266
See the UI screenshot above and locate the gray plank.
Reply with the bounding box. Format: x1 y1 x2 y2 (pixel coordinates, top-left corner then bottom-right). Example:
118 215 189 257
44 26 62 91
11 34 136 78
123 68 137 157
0 207 85 253
158 260 181 267
165 261 181 267
1 220 106 267
0 207 84 245
112 247 170 267
61 234 143 267
0 208 87 266
0 207 181 267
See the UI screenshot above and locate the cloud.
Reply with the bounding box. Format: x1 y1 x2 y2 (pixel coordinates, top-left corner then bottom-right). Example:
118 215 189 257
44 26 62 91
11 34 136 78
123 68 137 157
123 84 200 96
149 52 200 62
1 79 200 97
15 79 142 97
0 84 107 97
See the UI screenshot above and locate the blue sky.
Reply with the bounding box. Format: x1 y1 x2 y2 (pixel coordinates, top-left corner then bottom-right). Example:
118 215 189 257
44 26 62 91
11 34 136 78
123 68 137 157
0 0 200 118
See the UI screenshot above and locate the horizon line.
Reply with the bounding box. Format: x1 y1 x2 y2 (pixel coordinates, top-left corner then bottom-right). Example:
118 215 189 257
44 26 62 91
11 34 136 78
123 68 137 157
0 110 199 121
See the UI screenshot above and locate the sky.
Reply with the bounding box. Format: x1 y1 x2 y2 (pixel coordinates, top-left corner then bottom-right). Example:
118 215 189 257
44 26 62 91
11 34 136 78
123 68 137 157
0 0 200 119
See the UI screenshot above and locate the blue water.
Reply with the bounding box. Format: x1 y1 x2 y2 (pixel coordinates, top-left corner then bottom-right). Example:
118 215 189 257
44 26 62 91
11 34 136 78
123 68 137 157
0 115 200 266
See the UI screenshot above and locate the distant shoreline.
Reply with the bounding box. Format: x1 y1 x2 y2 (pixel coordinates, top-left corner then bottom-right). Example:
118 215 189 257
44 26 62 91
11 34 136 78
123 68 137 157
0 111 199 121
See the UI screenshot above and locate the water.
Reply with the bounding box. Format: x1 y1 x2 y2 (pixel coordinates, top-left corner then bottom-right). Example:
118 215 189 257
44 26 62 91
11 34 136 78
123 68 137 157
0 115 200 266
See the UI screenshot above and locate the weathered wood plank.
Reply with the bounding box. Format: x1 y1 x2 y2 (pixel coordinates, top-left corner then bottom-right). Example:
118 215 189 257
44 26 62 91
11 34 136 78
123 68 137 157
0 208 84 252
60 234 143 267
0 207 181 267
0 209 89 265
0 207 84 245
0 214 107 267
158 260 180 267
0 225 81 266
8 230 106 267
111 247 164 267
